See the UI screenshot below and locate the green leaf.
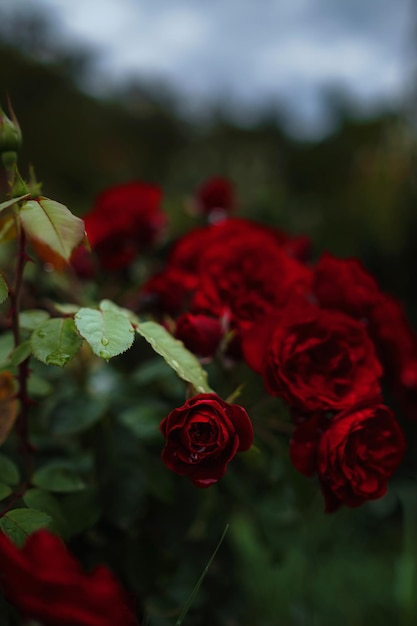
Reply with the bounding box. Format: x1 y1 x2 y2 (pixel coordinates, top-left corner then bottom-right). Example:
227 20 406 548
49 396 106 436
100 299 140 326
27 374 53 397
0 453 20 485
0 483 12 501
118 404 164 442
0 274 8 304
19 197 85 262
136 321 213 393
75 305 135 360
32 464 86 493
52 303 80 316
0 333 14 368
9 340 31 367
19 309 50 330
0 193 30 214
23 488 69 538
30 317 83 366
0 508 52 546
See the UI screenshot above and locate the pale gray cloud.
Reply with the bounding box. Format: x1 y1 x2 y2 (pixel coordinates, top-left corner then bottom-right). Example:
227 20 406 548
2 0 415 135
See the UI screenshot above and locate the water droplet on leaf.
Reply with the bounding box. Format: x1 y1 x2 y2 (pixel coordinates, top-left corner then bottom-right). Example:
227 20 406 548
101 337 109 346
45 352 70 366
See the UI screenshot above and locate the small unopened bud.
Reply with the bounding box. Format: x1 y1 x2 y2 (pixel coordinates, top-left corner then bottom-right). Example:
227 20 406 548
0 103 22 154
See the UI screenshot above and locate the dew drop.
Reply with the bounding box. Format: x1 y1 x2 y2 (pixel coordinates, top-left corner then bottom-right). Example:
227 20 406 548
171 359 179 368
99 349 111 360
101 337 109 346
46 352 70 366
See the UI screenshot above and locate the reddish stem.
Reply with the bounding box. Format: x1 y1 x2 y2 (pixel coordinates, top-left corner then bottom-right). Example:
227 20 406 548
9 224 33 476
0 485 27 518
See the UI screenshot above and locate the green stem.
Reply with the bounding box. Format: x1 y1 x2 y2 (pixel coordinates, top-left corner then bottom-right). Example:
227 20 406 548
175 524 229 626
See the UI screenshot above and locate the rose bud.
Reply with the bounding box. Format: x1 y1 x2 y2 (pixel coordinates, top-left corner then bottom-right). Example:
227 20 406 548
0 102 21 155
194 177 235 219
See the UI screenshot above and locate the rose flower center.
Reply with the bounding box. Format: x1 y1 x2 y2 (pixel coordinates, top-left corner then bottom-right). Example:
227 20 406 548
189 421 216 447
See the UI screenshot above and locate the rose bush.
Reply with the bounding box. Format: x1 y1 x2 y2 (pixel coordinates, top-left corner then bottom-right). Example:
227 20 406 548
160 393 253 487
0 97 415 625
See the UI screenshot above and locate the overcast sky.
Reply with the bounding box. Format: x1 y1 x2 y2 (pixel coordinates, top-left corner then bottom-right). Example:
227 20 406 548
2 0 415 135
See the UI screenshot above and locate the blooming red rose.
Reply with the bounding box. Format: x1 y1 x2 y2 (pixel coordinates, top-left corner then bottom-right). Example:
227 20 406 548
139 218 312 324
82 181 165 271
194 177 235 217
191 219 312 330
313 252 380 319
160 393 253 487
243 303 383 412
0 529 137 626
290 403 406 512
175 313 224 359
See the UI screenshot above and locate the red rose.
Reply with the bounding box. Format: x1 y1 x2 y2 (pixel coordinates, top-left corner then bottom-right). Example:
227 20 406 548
290 403 406 512
83 181 165 270
0 529 137 626
175 313 224 358
70 244 96 280
243 303 382 412
160 393 253 487
369 293 417 420
313 252 380 319
139 218 312 323
140 267 198 316
192 219 312 330
169 225 212 271
138 226 211 316
194 177 235 217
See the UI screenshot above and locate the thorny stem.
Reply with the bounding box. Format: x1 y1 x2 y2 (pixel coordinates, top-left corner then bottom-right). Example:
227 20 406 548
0 485 28 519
9 215 34 477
